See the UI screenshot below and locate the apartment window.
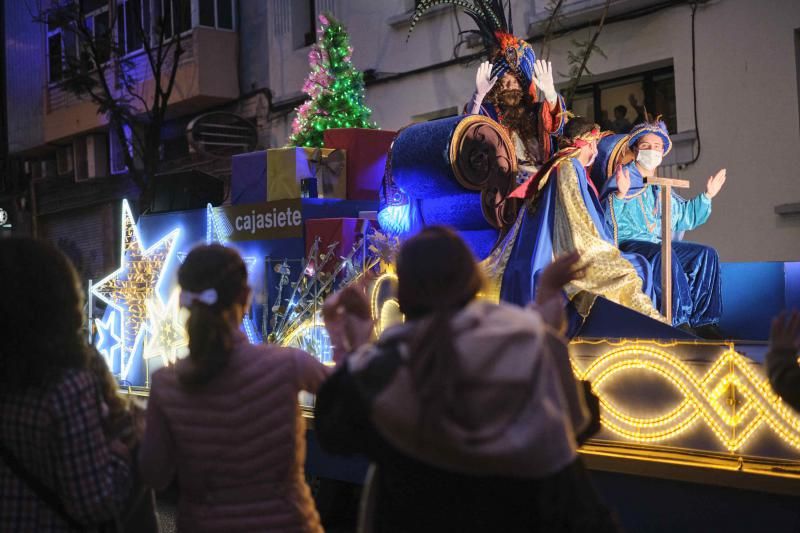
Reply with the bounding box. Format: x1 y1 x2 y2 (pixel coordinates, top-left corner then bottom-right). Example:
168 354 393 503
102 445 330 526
110 125 134 175
292 0 316 49
84 3 111 65
47 27 64 82
81 0 107 11
158 0 191 38
571 66 677 134
199 0 235 30
117 0 151 55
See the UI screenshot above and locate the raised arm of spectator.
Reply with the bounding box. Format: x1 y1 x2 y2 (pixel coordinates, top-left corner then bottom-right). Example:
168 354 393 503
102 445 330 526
292 348 332 394
767 311 800 412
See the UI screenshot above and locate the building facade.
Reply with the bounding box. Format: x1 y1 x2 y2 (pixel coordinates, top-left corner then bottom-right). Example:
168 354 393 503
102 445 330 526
265 0 800 262
2 0 268 283
4 0 799 273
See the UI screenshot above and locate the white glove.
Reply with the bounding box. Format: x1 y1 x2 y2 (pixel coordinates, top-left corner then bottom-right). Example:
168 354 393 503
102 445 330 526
532 59 558 104
475 61 498 98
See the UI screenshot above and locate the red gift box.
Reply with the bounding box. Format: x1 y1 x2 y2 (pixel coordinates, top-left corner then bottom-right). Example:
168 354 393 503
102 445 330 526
323 128 396 201
304 218 372 274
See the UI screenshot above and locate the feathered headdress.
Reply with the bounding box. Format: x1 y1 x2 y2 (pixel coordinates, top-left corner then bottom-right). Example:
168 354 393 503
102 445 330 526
409 1 537 96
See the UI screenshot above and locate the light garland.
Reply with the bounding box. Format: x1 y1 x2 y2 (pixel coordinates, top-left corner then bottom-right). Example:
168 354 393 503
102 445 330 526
95 309 121 368
143 289 188 367
92 200 180 380
288 12 375 148
573 343 800 453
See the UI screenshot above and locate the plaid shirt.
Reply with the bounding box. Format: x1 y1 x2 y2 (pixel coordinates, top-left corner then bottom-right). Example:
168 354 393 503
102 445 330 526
0 369 131 532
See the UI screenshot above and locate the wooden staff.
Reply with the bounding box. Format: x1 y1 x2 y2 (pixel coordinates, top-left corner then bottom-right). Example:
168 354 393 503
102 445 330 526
643 176 690 323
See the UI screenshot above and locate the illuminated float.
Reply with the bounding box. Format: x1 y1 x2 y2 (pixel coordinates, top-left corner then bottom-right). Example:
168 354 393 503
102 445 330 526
89 117 800 492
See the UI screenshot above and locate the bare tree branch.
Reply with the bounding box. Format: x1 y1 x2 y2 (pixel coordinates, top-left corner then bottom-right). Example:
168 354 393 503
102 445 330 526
33 0 189 210
563 0 612 108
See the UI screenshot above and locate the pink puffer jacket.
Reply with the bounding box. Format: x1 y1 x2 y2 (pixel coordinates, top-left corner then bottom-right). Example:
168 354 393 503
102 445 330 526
139 331 329 532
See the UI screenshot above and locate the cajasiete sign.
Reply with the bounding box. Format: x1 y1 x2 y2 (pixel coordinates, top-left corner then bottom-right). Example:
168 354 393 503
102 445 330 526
213 200 303 241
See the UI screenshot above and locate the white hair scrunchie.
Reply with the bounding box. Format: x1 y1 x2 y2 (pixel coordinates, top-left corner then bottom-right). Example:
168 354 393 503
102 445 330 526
179 288 218 308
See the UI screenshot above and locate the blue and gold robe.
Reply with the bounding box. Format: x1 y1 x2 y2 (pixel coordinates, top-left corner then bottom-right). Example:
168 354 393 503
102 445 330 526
484 157 664 334
602 162 722 327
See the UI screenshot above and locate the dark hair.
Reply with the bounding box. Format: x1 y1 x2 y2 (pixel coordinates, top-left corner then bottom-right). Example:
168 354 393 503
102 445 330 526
396 227 484 434
562 115 596 141
0 238 90 390
614 105 627 116
177 244 247 388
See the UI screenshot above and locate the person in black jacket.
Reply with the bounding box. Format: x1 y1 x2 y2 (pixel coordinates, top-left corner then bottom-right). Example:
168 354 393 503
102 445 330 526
315 226 617 533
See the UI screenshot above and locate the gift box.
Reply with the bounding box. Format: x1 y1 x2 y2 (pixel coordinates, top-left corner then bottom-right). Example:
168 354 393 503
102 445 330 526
304 217 373 274
231 150 267 205
323 128 396 201
266 147 347 201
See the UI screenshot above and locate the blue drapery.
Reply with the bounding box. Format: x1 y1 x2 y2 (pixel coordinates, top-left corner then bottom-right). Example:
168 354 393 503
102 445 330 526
499 159 656 334
620 240 722 327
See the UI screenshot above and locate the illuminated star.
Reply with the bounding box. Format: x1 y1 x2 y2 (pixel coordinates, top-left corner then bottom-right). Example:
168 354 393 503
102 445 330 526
95 310 121 368
144 289 188 366
206 204 257 273
242 316 262 345
92 200 180 381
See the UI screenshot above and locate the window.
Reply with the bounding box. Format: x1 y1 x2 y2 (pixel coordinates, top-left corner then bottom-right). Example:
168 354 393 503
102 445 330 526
84 3 111 65
292 0 316 49
198 0 235 30
158 0 191 38
117 0 151 55
571 66 677 134
47 28 64 82
110 125 134 175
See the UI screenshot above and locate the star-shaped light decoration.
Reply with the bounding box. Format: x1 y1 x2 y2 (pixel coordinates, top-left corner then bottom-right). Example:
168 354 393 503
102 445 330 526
95 310 121 368
144 289 188 366
205 203 261 344
206 204 257 272
92 200 180 380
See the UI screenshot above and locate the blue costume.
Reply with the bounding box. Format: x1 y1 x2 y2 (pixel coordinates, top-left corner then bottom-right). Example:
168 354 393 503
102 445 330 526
595 123 723 328
487 150 663 332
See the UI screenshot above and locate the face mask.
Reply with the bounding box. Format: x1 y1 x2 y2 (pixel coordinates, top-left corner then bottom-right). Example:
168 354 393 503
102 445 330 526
636 149 663 170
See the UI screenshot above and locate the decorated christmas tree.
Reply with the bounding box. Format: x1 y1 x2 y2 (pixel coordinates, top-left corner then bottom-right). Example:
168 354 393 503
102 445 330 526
288 13 375 148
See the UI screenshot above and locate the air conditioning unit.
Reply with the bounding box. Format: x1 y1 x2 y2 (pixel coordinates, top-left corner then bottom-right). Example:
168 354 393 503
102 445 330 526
57 145 74 176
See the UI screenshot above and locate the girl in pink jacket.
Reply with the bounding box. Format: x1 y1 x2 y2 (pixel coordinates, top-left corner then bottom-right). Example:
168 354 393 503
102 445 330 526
139 244 329 532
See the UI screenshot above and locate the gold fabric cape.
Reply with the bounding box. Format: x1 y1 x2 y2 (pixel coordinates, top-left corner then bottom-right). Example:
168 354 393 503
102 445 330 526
482 159 665 323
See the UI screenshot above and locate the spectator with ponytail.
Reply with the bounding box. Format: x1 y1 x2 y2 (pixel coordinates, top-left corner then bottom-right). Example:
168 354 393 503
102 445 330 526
139 244 329 532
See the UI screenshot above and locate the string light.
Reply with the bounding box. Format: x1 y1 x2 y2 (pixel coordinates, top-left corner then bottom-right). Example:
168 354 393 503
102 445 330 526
573 342 800 452
288 13 376 148
94 310 121 368
144 289 188 367
92 200 180 381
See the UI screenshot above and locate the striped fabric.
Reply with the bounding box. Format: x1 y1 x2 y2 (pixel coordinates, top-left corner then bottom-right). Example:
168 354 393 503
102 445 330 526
0 369 131 532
